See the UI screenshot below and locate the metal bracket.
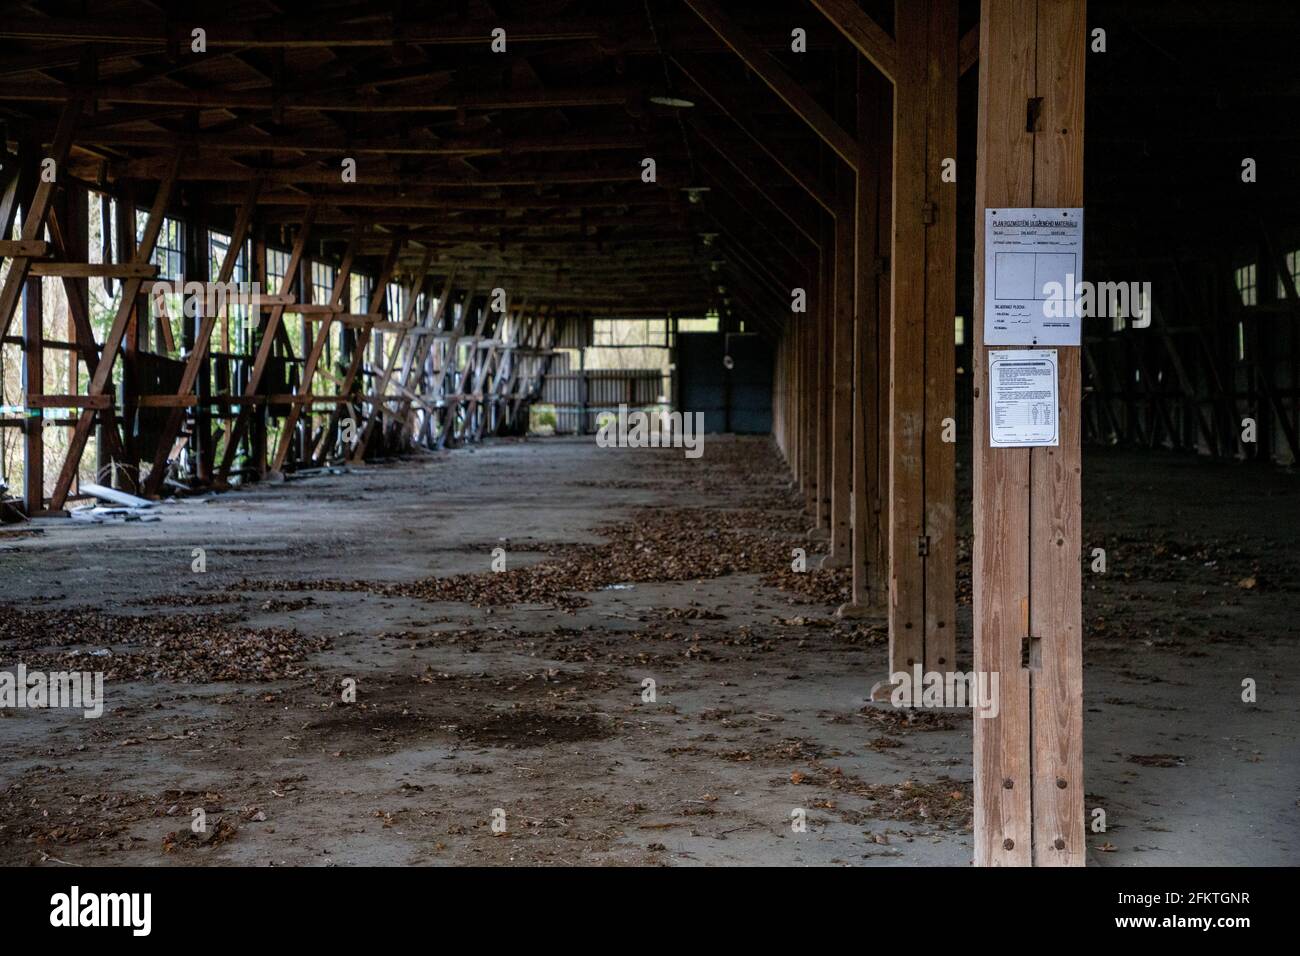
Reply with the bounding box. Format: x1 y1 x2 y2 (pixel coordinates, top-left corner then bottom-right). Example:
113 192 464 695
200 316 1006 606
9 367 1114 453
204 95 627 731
916 534 931 557
920 201 937 225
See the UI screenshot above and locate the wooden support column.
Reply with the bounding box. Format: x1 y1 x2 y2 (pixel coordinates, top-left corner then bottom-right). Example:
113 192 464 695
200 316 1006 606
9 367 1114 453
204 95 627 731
800 301 813 500
883 0 957 683
972 0 1086 867
842 62 893 614
811 243 831 532
250 228 270 474
22 270 43 514
824 52 857 568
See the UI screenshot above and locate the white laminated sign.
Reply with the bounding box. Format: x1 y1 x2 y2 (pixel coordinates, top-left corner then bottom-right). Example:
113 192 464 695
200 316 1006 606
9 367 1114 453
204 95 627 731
984 207 1083 346
988 349 1059 448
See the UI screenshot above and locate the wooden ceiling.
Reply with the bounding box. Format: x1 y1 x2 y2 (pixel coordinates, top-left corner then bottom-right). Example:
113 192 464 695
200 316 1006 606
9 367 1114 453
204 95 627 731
4 1 1297 316
0 0 875 321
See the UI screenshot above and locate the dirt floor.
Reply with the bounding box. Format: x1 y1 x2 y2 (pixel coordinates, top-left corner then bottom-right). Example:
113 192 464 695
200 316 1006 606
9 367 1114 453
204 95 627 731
1 435 1297 866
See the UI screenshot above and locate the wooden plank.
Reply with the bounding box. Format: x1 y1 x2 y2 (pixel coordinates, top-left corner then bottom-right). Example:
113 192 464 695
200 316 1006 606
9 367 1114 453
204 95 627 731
0 239 48 257
28 262 157 278
972 0 1036 869
814 242 831 527
875 81 894 603
0 80 639 113
922 0 958 673
0 16 615 47
971 0 1042 867
845 62 889 612
825 51 856 568
886 0 931 676
283 303 343 314
23 272 42 514
807 0 899 82
681 0 860 170
26 394 110 408
1028 0 1087 867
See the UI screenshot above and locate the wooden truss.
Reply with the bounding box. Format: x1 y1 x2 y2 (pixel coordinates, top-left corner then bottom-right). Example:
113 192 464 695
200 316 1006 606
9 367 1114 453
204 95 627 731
0 145 563 511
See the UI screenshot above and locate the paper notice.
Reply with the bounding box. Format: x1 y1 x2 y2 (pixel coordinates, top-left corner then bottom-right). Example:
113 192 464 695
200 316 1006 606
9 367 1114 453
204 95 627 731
984 207 1084 346
988 349 1060 448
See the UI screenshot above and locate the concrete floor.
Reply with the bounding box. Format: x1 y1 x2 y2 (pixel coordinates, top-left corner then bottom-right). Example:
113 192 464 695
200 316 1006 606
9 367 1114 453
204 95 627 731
1 435 1296 866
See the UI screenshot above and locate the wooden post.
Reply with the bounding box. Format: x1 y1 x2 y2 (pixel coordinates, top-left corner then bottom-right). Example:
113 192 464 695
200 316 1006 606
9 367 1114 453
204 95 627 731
22 271 43 514
113 185 139 491
824 50 856 569
972 0 1086 867
842 62 892 614
251 227 269 475
882 0 957 685
815 243 832 532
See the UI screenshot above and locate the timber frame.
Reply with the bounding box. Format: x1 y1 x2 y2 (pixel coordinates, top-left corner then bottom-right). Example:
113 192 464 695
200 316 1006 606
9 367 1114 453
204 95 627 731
2 0 1295 866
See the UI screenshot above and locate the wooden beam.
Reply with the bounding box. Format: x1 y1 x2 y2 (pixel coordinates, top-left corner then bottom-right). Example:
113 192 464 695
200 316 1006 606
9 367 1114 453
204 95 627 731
671 53 836 213
807 0 899 82
883 0 958 687
192 187 681 211
681 0 860 170
0 240 48 257
972 0 1086 868
111 159 655 188
28 262 157 278
0 80 637 113
842 60 892 615
57 128 653 157
0 16 615 47
23 268 43 514
823 49 857 569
